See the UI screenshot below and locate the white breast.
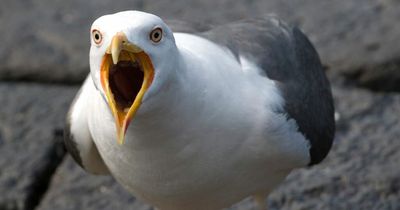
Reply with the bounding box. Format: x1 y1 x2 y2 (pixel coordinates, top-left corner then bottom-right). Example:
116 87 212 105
88 33 310 210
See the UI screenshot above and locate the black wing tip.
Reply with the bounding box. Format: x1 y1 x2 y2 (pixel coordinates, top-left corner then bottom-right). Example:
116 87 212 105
64 116 84 168
307 129 335 166
291 24 336 166
309 102 336 166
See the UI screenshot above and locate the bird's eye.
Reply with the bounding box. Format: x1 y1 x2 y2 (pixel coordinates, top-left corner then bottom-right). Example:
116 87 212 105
92 29 103 45
150 27 163 43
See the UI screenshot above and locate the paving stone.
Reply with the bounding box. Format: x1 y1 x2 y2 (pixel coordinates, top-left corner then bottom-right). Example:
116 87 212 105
0 83 77 210
1 0 400 91
37 157 152 210
265 84 400 210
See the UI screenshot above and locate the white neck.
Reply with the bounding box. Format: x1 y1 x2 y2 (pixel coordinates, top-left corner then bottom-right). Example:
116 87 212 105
121 33 287 152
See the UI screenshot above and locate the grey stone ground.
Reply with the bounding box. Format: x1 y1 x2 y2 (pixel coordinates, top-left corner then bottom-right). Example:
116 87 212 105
0 0 399 210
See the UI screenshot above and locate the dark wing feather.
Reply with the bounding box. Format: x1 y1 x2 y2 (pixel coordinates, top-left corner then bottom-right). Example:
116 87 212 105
199 16 335 165
64 78 109 174
64 113 84 168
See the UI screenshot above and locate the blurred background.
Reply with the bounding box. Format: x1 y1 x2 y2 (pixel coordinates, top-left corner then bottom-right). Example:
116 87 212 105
0 0 399 210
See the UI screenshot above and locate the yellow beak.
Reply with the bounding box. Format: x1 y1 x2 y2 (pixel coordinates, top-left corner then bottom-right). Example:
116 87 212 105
100 32 154 144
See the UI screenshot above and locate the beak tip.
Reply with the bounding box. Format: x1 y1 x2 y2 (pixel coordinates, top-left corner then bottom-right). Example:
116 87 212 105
117 130 126 145
112 57 119 65
111 48 120 64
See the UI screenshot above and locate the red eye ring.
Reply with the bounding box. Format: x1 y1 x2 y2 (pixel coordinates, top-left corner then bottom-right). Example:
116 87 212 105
92 29 103 45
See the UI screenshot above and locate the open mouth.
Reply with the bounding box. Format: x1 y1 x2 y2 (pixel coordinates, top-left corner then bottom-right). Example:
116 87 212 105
100 36 154 144
108 53 144 112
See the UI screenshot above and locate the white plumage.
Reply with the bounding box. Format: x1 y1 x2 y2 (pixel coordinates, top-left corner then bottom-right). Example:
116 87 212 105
65 10 334 210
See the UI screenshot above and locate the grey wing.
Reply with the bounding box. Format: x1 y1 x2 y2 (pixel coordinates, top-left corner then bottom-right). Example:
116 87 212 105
200 16 335 165
64 76 109 174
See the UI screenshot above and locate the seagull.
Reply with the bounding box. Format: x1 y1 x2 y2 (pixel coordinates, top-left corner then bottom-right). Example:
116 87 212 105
64 10 335 210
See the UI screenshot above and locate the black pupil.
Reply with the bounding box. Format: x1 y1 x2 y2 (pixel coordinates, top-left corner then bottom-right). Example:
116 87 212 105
95 33 100 40
153 32 159 39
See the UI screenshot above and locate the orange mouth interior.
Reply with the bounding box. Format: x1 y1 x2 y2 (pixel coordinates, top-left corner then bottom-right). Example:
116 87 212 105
100 50 154 144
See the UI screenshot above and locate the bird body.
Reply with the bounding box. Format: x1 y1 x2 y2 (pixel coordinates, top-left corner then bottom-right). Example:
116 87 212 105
65 11 334 210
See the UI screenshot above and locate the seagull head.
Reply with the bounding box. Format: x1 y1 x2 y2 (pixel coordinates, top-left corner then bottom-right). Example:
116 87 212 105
89 11 177 144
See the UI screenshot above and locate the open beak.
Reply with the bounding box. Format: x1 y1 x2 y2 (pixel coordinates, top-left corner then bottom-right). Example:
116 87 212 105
100 32 154 144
